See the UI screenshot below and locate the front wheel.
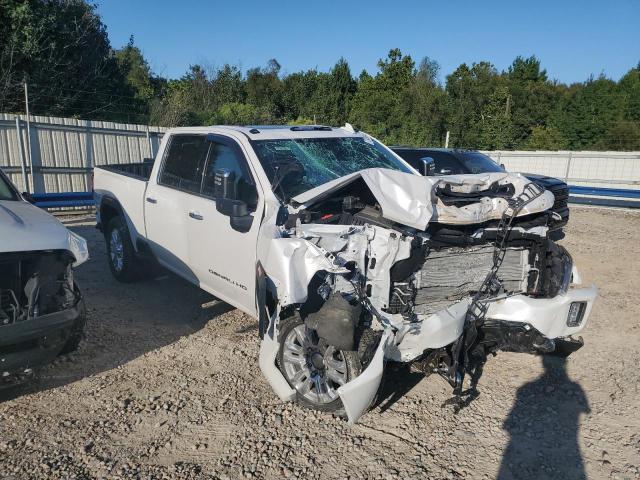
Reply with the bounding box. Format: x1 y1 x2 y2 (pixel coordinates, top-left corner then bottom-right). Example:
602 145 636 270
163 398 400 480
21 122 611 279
277 315 362 415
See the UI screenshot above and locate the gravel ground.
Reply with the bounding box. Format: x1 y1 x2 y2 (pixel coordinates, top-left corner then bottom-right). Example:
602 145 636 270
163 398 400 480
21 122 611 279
1 206 639 479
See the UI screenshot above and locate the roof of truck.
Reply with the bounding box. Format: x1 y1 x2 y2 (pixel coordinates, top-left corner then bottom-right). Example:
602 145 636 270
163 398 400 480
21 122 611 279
165 124 364 140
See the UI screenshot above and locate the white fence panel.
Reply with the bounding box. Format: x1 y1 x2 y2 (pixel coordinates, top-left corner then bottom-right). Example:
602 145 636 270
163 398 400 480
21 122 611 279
484 151 640 190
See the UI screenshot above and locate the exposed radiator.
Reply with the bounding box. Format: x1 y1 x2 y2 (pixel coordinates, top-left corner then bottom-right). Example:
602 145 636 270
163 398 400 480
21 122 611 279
413 245 530 316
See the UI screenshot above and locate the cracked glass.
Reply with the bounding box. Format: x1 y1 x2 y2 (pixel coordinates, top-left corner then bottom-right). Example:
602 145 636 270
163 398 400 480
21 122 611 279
252 136 412 200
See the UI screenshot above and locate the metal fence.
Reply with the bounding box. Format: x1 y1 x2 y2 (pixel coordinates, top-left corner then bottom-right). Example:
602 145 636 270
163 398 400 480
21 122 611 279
0 113 165 194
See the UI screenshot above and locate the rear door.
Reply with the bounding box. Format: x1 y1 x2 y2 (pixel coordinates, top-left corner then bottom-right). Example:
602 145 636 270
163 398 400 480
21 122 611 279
144 134 209 283
184 134 262 315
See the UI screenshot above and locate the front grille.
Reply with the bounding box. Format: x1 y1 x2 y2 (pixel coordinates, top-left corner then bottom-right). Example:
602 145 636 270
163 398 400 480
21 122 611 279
547 184 569 210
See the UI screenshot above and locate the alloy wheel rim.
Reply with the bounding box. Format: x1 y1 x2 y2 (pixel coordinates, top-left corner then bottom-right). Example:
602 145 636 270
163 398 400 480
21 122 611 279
109 229 124 272
282 324 348 405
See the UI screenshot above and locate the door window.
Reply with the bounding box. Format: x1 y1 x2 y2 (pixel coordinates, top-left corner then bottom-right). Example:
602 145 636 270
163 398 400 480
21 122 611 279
428 152 466 175
202 138 258 209
158 135 210 193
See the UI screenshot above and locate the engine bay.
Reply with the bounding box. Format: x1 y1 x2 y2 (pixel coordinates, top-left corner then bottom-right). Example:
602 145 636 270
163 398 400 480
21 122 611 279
274 176 578 408
0 251 78 326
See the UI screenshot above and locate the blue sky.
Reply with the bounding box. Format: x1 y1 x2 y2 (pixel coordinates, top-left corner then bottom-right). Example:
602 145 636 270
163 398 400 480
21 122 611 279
97 0 639 84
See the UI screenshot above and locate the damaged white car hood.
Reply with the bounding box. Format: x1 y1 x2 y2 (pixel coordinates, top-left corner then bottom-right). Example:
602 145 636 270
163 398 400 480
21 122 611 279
291 168 555 229
0 199 88 265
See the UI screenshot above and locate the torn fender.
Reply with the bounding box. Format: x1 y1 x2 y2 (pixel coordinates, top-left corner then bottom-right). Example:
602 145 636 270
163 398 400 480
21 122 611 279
258 328 296 402
338 331 391 424
261 237 349 306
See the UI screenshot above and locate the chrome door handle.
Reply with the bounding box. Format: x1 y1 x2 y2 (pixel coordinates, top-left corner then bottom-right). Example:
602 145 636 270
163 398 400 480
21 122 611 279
146 196 157 204
188 211 203 220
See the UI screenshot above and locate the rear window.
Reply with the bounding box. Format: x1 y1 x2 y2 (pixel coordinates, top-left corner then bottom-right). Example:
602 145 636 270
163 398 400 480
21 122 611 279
456 152 505 174
394 150 466 175
158 135 209 193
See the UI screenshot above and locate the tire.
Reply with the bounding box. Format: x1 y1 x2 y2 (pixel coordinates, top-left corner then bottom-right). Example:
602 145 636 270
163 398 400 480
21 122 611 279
277 315 369 416
105 216 140 282
59 297 87 355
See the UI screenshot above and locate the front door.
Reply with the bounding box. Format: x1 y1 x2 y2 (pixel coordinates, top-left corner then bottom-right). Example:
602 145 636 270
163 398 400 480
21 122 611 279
184 134 262 316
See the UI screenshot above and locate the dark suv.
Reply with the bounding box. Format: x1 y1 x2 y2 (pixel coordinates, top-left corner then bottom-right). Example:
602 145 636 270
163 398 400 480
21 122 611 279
391 147 569 230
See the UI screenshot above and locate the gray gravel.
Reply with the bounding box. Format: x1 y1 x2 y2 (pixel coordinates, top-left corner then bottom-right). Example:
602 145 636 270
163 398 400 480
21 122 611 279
1 207 639 479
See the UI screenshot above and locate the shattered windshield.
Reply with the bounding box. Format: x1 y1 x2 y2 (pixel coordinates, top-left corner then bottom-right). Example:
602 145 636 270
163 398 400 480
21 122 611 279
0 171 18 201
252 136 412 200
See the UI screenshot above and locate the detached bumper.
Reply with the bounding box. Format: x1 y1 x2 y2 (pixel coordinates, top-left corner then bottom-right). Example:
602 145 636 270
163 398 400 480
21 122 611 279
0 301 84 377
486 285 597 338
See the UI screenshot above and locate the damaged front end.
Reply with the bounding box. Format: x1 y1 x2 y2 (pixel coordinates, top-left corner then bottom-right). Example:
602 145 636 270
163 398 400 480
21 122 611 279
0 250 86 383
258 170 597 423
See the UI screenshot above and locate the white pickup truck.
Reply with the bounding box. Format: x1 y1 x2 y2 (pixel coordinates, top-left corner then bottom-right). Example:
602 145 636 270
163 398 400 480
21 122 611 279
94 125 597 423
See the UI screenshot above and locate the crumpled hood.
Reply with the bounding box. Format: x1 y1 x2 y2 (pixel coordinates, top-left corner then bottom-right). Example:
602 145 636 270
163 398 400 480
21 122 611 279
0 200 88 265
291 168 555 229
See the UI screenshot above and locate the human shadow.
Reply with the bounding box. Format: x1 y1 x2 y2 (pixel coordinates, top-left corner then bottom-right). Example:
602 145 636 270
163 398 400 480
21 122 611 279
497 355 590 480
0 221 234 402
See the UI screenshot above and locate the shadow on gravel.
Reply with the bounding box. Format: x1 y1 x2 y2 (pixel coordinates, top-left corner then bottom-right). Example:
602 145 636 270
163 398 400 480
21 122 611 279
0 222 234 403
498 355 590 480
374 363 425 412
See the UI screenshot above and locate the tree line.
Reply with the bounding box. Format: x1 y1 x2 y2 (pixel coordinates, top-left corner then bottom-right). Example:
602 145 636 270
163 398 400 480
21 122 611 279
1 0 639 150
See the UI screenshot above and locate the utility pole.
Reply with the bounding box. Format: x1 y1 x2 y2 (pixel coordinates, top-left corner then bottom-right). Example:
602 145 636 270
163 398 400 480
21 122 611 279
444 130 450 148
23 80 34 193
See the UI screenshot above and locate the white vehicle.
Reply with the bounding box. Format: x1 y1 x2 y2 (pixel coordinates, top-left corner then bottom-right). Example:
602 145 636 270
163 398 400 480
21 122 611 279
0 169 88 380
94 125 597 423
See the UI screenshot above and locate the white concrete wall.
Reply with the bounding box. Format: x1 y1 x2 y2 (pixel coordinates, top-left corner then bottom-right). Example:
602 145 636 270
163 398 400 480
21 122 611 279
483 151 640 190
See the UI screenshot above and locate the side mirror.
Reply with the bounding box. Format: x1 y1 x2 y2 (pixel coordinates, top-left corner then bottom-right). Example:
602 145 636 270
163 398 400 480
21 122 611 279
216 198 248 217
419 157 436 176
216 198 253 233
22 192 35 204
500 163 506 170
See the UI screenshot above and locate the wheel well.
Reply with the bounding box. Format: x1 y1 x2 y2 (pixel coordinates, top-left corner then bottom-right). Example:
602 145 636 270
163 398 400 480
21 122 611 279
100 202 120 232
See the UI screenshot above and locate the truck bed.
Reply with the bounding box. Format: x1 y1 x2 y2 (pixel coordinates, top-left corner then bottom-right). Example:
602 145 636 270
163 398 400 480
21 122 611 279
96 160 154 181
94 161 152 242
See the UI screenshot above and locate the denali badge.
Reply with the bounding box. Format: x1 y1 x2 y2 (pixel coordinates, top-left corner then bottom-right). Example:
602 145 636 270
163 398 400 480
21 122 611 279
209 269 248 290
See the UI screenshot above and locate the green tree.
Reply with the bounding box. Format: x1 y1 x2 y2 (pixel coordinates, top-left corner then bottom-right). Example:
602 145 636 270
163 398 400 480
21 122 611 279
524 125 567 150
0 0 134 121
245 59 283 122
479 86 516 149
506 56 560 148
350 49 417 143
445 61 500 147
550 75 623 149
